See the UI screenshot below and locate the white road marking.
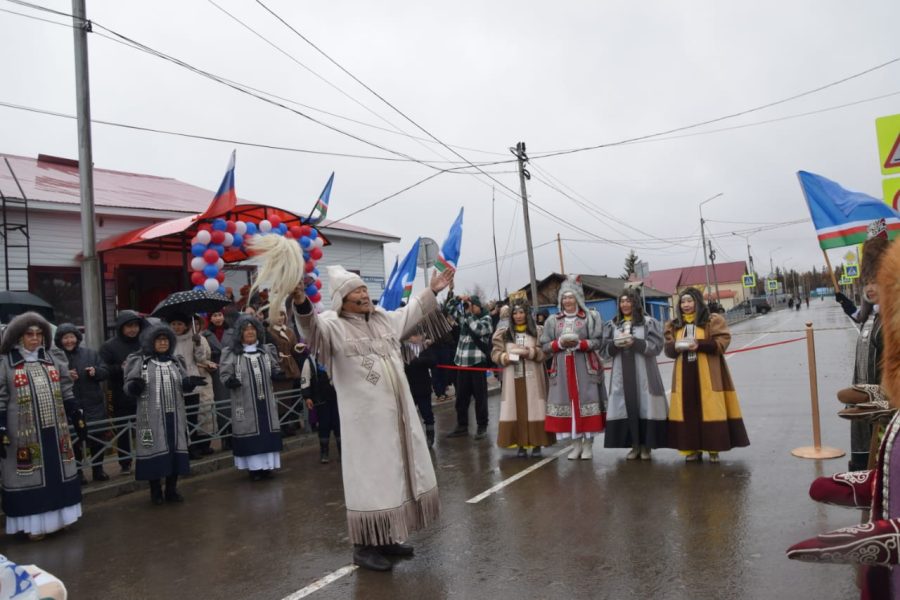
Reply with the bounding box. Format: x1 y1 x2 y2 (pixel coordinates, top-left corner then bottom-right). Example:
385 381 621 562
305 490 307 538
466 445 571 504
281 565 358 600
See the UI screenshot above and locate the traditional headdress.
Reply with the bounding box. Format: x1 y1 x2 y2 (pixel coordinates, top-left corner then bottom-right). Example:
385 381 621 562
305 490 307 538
504 290 538 342
673 287 710 328
0 311 52 353
616 287 645 325
327 265 367 313
557 275 587 314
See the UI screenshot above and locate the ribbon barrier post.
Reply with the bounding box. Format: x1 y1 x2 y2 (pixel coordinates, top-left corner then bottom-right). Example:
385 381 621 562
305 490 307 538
791 322 845 459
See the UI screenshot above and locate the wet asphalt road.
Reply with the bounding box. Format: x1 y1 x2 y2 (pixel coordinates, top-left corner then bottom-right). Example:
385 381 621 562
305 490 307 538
2 299 867 599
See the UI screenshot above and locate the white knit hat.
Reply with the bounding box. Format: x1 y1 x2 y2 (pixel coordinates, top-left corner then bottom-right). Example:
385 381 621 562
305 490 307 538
328 265 366 312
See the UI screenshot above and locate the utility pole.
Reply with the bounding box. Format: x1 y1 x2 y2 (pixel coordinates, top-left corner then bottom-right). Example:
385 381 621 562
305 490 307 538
491 188 502 301
698 193 722 304
709 240 722 306
556 233 565 273
72 0 104 349
511 142 539 311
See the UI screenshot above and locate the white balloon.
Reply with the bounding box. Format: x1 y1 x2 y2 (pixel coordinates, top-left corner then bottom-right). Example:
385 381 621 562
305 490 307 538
216 258 225 270
234 221 247 235
314 237 325 249
190 236 199 246
196 230 212 245
259 219 272 233
191 257 206 271
204 278 219 292
223 232 234 247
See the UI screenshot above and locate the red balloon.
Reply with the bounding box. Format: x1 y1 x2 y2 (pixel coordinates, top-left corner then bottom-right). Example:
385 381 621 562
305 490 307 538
289 226 302 238
269 215 282 228
309 247 323 260
215 271 226 283
203 249 219 264
210 230 226 245
225 220 237 233
310 292 321 304
191 271 205 285
314 279 322 289
304 261 315 273
284 232 294 239
300 225 312 237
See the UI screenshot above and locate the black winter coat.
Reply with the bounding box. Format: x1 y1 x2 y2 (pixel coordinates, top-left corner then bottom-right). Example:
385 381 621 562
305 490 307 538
98 311 146 414
55 346 110 422
404 346 436 398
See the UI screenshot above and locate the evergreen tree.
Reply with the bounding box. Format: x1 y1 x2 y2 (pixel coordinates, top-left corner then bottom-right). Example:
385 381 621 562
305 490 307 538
622 249 639 280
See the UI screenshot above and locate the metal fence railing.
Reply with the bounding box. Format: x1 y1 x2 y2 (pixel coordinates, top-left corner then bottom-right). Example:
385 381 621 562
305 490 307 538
75 389 308 470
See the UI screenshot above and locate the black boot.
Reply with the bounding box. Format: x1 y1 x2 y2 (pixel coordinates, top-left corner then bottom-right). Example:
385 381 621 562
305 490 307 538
149 480 164 505
320 441 329 464
379 542 414 557
164 475 183 503
353 545 392 571
92 466 110 482
425 425 435 447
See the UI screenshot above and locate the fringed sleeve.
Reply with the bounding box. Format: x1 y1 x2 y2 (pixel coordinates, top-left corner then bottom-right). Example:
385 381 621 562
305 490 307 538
385 288 449 342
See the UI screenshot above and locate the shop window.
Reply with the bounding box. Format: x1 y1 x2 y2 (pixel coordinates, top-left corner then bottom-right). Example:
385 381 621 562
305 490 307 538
29 267 83 325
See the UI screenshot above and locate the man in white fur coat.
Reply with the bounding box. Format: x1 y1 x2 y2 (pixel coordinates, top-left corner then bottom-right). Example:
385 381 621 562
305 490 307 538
291 263 453 571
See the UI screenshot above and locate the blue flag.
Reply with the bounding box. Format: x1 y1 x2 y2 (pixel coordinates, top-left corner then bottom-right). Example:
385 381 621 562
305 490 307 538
435 208 464 272
306 172 334 225
379 238 420 310
797 171 899 249
379 256 399 307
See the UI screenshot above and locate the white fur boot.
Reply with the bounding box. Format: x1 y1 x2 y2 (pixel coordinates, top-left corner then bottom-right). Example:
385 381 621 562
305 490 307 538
580 437 593 460
567 438 583 460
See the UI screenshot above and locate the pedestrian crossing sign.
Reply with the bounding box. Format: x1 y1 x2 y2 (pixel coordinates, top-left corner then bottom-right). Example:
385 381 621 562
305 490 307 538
845 263 859 279
742 274 756 288
767 279 778 291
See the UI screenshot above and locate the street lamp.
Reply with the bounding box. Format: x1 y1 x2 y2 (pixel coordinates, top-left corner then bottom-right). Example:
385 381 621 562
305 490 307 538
769 247 782 304
699 193 724 302
732 232 755 303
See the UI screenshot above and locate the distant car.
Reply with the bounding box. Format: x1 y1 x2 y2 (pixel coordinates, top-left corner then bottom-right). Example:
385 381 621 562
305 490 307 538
748 297 772 314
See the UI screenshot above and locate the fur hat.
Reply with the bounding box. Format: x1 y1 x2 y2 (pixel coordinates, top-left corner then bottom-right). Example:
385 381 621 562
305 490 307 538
328 265 366 313
139 322 176 355
230 314 265 353
861 236 891 285
557 275 587 314
0 311 52 354
878 239 900 406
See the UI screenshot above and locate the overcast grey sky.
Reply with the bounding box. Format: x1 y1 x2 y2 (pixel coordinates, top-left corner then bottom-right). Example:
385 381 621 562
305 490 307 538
2 1 899 296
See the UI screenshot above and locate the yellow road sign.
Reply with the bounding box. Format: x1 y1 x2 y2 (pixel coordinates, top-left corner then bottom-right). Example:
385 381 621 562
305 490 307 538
884 177 900 210
845 263 860 279
767 279 778 291
876 114 900 175
742 274 756 288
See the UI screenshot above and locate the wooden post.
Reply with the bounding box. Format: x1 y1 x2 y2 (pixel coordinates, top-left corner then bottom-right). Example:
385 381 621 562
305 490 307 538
822 249 840 292
792 322 845 459
557 233 565 273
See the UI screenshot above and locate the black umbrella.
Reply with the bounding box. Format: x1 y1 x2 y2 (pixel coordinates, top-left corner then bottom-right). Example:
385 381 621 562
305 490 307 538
0 291 55 323
151 289 231 320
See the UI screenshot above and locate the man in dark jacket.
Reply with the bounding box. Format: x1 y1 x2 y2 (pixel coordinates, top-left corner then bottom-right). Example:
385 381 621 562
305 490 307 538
99 310 146 474
404 333 438 446
54 324 111 483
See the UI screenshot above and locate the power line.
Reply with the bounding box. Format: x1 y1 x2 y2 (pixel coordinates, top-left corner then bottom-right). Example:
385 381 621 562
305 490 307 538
529 56 900 159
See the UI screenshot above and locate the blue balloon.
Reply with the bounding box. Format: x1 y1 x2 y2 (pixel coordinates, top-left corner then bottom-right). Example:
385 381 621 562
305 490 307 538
305 285 318 297
231 233 243 247
191 243 207 257
278 223 288 234
212 218 227 231
312 267 319 277
210 244 225 256
303 252 311 261
217 286 226 295
245 222 258 235
300 236 312 249
193 285 205 291
309 228 318 240
203 264 219 278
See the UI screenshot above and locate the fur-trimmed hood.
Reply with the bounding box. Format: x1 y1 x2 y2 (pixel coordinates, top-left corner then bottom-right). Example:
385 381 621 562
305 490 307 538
139 322 177 356
0 311 52 354
229 314 265 353
54 322 83 349
557 275 588 314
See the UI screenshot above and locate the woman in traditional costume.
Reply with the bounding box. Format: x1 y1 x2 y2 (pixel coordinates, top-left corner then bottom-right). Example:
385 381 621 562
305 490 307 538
220 315 283 481
492 296 555 458
0 312 81 539
664 288 749 462
540 275 606 460
124 323 198 505
602 288 668 460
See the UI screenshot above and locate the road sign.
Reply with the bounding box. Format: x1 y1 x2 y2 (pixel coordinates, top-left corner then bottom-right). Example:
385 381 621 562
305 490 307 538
845 263 860 279
742 274 756 288
877 114 900 175
840 275 853 286
767 279 778 291
884 177 900 210
843 250 857 263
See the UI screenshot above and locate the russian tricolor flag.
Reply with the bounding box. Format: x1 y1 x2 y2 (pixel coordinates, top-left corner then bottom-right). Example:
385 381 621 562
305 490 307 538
199 151 237 219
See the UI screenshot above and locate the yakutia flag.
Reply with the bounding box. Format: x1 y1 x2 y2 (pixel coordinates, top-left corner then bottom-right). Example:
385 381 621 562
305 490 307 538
198 151 237 219
798 171 900 249
307 172 334 225
435 208 464 272
379 238 420 311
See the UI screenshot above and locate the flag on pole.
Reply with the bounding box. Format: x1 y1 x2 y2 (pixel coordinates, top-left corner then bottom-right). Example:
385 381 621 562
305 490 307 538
797 170 900 249
379 238 420 310
379 256 399 307
198 150 237 219
307 172 334 225
434 208 464 272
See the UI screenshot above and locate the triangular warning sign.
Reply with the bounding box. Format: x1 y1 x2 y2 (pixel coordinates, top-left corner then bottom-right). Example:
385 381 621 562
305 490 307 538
886 133 900 170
